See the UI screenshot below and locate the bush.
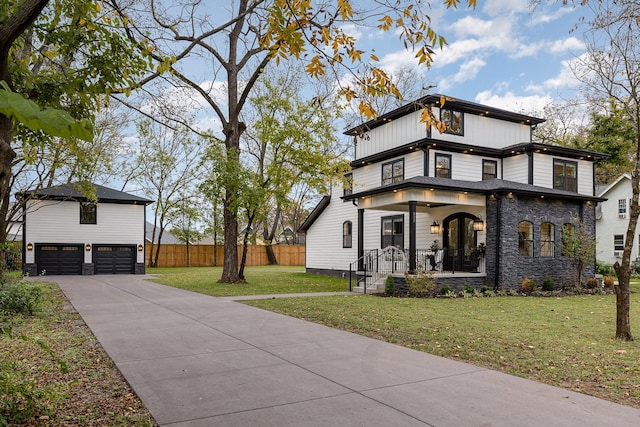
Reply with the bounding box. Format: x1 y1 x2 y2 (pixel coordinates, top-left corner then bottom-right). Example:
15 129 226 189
541 278 555 292
462 285 475 294
479 286 492 294
585 277 600 289
603 275 616 289
0 282 42 316
384 276 395 295
596 260 615 276
439 285 454 295
404 268 435 297
521 278 535 293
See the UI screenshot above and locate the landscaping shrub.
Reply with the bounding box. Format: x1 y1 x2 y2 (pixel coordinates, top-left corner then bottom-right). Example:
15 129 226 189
439 285 454 295
542 278 555 292
521 278 535 293
404 268 435 297
479 286 492 294
595 260 615 276
585 277 600 289
0 282 42 316
603 275 616 289
462 285 475 294
384 275 395 295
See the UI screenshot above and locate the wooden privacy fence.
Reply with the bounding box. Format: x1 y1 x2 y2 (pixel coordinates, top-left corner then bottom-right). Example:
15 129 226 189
146 244 305 267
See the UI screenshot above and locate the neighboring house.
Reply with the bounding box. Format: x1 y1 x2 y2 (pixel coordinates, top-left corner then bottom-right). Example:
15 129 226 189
300 95 606 290
17 183 153 276
145 221 181 244
6 202 22 241
596 174 638 265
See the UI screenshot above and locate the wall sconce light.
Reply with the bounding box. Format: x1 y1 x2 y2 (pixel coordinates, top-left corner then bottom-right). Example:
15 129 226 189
430 221 440 234
473 218 485 231
85 244 91 252
27 242 33 251
138 244 144 252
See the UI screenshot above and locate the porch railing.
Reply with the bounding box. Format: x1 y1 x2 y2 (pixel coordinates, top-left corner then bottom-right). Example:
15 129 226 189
349 247 485 292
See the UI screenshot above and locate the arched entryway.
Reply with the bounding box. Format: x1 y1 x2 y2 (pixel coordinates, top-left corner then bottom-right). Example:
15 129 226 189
442 212 478 272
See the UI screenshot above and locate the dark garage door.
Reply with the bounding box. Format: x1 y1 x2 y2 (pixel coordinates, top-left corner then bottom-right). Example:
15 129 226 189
93 245 135 274
36 244 83 275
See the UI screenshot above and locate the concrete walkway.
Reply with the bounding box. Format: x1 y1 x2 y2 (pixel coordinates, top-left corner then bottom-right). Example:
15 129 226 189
46 275 640 426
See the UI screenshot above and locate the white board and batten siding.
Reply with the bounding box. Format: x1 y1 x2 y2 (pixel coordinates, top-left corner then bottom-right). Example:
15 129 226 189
430 151 501 181
24 200 145 264
356 112 426 159
532 154 594 196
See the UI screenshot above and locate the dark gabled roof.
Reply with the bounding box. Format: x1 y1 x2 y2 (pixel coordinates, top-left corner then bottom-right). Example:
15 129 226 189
345 94 545 136
298 195 331 233
343 176 605 203
17 183 153 205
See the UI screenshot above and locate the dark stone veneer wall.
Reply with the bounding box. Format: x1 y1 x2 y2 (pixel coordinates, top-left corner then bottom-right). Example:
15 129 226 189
485 194 595 290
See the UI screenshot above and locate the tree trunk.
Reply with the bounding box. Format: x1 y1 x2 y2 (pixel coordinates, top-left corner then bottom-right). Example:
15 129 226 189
613 265 633 341
0 119 14 273
263 206 281 265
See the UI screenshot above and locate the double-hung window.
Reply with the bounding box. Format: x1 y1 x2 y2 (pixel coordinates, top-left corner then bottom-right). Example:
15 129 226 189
482 160 498 180
553 159 577 192
440 108 464 135
343 221 352 248
614 234 624 251
382 159 404 185
343 173 353 198
618 199 628 218
435 153 452 178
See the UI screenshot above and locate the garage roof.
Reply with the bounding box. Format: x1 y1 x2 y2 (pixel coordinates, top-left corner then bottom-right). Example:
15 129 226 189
17 183 153 205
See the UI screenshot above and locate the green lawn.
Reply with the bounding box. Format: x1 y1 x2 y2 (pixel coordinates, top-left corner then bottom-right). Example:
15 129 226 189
147 266 350 296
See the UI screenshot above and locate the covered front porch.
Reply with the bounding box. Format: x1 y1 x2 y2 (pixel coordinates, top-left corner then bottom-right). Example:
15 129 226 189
349 186 488 293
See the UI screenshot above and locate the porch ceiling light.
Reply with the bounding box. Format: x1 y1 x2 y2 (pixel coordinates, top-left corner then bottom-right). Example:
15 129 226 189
473 219 485 231
430 221 440 234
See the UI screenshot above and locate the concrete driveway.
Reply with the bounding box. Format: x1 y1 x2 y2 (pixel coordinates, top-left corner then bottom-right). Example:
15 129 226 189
46 275 640 426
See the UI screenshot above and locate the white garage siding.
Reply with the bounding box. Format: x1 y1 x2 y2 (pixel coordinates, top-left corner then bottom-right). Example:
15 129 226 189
24 200 146 265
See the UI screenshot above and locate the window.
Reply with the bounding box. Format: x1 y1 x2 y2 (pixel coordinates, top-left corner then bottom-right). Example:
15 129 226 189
435 153 452 178
614 234 624 251
80 202 97 224
343 173 353 198
553 159 577 192
482 160 498 180
618 199 627 217
540 222 555 257
343 221 352 248
381 215 404 249
518 221 533 256
440 108 464 135
382 159 404 185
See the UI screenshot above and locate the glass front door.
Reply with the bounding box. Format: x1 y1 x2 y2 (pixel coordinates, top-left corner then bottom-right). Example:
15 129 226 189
381 215 404 250
443 213 477 272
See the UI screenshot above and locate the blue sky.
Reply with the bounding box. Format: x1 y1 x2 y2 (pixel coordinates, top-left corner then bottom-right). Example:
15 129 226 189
362 0 592 115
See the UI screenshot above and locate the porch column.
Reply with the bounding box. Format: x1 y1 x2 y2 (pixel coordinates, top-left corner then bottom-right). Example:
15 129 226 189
357 208 364 271
409 201 416 273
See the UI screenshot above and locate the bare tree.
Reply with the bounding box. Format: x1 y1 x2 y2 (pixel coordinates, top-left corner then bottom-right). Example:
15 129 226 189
571 0 640 340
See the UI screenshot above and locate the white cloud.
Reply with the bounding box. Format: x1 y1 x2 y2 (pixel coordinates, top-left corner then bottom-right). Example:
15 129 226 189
482 0 529 16
549 37 585 54
527 56 582 92
439 57 487 91
474 89 552 115
527 6 575 26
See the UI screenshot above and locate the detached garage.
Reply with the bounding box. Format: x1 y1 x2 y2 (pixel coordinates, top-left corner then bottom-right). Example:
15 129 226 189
18 183 153 276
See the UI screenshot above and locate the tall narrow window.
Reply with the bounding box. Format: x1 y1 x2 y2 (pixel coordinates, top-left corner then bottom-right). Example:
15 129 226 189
482 160 498 180
435 153 452 178
440 108 464 135
343 221 352 248
518 221 533 256
382 159 404 185
614 234 624 251
618 199 627 218
540 222 555 257
80 202 97 224
553 159 577 192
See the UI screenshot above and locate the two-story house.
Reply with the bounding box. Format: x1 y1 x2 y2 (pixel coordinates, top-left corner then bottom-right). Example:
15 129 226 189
300 95 606 291
596 174 638 265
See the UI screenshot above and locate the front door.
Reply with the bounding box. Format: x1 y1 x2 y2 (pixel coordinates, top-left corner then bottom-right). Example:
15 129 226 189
381 215 404 271
443 213 477 272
